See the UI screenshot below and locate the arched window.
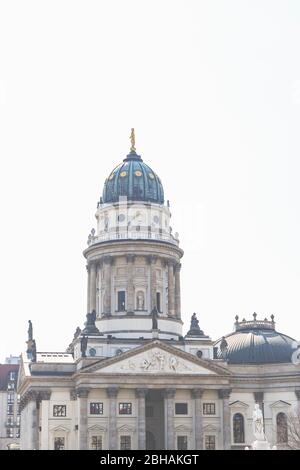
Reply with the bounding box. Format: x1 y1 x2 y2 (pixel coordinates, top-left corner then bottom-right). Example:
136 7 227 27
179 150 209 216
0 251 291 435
233 413 245 443
276 412 288 444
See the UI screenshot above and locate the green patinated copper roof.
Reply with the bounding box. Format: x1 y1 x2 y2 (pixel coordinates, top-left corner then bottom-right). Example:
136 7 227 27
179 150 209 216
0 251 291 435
102 151 164 204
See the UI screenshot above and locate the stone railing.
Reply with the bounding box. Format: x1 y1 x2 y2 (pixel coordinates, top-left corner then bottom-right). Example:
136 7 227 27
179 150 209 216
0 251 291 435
87 230 179 246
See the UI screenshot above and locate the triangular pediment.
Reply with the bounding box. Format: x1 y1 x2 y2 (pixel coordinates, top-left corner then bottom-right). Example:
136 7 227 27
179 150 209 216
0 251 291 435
88 424 107 432
82 341 230 376
229 400 249 409
270 400 291 408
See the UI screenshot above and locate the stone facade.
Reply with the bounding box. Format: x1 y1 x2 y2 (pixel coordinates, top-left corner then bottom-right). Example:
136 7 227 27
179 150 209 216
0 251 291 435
17 139 300 450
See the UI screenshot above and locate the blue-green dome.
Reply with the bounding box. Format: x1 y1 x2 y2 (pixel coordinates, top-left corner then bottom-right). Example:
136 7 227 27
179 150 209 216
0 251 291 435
102 151 164 204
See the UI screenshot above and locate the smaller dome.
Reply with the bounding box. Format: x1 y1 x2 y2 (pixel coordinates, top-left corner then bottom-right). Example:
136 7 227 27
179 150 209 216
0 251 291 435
214 314 296 364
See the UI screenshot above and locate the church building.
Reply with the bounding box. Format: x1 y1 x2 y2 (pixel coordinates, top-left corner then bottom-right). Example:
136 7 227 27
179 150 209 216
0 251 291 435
18 131 300 450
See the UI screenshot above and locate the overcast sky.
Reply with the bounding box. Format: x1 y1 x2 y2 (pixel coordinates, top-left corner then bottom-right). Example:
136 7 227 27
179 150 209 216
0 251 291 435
0 0 300 362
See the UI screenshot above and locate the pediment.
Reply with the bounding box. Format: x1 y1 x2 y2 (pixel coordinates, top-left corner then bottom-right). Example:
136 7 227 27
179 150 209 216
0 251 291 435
270 400 291 408
50 425 70 433
175 424 192 433
83 341 230 376
88 424 107 432
229 400 249 409
203 424 219 432
118 424 135 432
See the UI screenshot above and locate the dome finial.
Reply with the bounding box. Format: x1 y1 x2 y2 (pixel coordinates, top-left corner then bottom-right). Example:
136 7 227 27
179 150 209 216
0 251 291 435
130 128 136 153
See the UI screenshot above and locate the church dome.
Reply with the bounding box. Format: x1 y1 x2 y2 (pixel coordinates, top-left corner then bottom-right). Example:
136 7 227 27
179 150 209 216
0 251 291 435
102 130 164 205
102 150 164 205
214 314 296 364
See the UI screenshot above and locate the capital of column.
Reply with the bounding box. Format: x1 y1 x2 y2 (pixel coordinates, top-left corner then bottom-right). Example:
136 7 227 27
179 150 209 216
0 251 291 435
135 388 148 398
218 388 232 399
76 387 91 398
295 389 300 400
107 386 119 398
37 389 52 401
146 255 157 265
102 255 113 265
126 254 136 263
191 388 204 399
70 389 77 401
254 391 264 402
168 259 176 268
164 388 176 399
174 263 181 272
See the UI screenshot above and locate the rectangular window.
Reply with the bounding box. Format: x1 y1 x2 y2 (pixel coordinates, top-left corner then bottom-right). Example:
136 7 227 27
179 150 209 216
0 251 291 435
91 435 102 450
7 404 14 415
203 403 216 415
16 416 21 426
6 417 14 426
17 405 21 415
118 291 126 311
175 403 188 415
16 428 20 438
7 382 15 391
177 435 188 450
9 371 17 381
53 405 66 417
119 403 132 415
205 435 216 450
90 402 103 415
7 393 14 404
120 435 131 450
6 428 14 438
54 437 65 450
156 292 161 312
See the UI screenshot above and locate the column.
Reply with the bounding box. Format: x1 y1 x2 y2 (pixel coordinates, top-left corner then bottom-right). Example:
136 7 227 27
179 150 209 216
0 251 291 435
89 262 97 312
168 261 175 316
22 390 39 450
103 256 112 315
174 263 181 319
37 390 51 450
164 388 176 450
147 255 157 311
86 264 91 313
135 388 148 450
126 255 135 313
192 389 204 449
218 389 232 450
76 387 90 450
107 386 119 450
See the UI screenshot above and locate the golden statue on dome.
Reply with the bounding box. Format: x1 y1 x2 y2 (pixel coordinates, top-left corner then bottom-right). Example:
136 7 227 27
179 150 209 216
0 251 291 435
130 128 136 152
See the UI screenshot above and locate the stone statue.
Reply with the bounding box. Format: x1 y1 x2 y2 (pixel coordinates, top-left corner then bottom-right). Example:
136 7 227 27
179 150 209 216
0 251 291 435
186 313 204 336
137 291 145 310
28 320 33 341
151 306 159 330
82 310 101 335
73 327 81 339
86 310 96 326
80 335 88 358
27 339 36 362
252 403 265 441
220 336 228 359
191 313 199 329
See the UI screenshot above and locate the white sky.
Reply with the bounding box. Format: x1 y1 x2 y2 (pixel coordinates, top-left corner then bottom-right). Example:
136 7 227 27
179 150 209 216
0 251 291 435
0 0 300 361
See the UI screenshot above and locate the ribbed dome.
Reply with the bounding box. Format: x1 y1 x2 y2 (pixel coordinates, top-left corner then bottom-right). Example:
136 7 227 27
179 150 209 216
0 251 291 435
214 315 296 364
102 151 164 204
